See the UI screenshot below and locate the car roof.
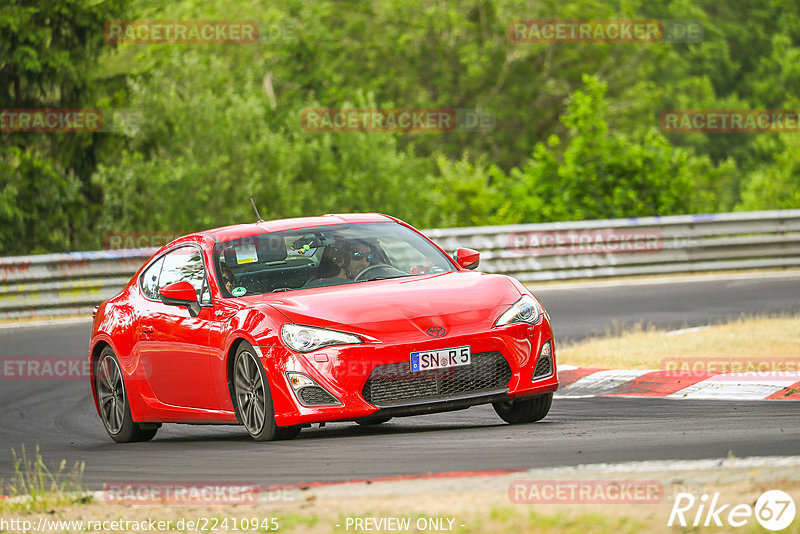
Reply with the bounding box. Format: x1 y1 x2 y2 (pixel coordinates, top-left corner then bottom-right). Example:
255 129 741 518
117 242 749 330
197 213 399 243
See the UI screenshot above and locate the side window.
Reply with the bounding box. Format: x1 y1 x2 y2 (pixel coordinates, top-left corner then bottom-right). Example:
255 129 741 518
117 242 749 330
200 278 211 304
158 247 210 305
140 256 165 300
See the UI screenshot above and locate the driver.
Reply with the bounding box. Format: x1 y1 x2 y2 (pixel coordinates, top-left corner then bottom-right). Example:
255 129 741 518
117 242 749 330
343 240 374 280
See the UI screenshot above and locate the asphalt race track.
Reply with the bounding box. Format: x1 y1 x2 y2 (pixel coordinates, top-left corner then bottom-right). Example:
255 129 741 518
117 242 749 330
1 273 799 489
533 271 800 341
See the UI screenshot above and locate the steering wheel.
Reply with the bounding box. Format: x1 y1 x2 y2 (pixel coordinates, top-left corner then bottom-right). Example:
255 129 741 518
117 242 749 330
353 263 395 282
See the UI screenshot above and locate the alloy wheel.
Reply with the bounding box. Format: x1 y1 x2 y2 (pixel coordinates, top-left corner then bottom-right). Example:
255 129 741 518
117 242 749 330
234 350 267 435
97 355 126 434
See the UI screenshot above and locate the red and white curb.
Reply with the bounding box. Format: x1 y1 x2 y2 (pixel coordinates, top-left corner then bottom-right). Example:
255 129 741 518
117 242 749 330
556 365 800 400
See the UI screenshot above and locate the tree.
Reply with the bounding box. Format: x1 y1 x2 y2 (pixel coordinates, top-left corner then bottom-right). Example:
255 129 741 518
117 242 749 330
491 75 723 222
0 0 128 254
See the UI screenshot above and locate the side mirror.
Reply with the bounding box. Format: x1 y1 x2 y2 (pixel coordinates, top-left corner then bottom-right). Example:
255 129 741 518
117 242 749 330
453 248 480 270
159 281 201 317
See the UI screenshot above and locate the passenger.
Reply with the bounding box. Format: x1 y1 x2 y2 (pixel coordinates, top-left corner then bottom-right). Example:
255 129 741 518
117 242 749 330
220 264 236 295
315 244 348 280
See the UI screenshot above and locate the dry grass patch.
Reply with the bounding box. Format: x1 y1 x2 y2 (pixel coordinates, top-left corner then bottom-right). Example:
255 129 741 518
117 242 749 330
558 316 800 370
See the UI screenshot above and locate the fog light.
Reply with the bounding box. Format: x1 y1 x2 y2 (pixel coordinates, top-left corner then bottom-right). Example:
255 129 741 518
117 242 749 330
286 372 341 407
288 372 315 389
532 340 553 380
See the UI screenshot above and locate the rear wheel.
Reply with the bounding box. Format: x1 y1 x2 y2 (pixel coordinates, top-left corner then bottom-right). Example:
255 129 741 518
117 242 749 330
232 343 278 441
493 393 552 424
95 348 159 443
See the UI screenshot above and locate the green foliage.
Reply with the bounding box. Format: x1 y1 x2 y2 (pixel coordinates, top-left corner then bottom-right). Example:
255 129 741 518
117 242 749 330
0 146 81 254
737 134 800 211
2 0 800 254
509 75 721 222
434 76 725 224
0 0 127 253
429 154 508 228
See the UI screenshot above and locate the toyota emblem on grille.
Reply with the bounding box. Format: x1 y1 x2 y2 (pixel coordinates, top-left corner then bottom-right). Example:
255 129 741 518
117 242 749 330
426 326 446 337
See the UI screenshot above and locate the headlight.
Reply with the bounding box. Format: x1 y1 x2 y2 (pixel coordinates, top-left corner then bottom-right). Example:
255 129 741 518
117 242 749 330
281 324 363 352
495 295 541 327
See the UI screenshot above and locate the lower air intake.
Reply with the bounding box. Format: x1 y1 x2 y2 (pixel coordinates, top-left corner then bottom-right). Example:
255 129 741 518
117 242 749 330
297 386 339 406
362 351 512 407
532 353 553 379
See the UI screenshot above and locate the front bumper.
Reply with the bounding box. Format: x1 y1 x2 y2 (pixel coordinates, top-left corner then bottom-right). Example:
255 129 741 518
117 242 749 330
262 319 558 426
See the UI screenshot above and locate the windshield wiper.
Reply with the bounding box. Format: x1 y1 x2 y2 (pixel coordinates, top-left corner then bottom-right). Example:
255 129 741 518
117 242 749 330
361 274 412 282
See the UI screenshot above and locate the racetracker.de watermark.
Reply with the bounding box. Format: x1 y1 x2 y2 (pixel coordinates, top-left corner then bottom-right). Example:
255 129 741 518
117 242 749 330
661 110 800 133
101 482 261 505
300 108 495 132
104 20 259 44
303 356 463 380
661 357 800 378
508 230 665 255
509 19 702 43
509 480 663 504
0 109 102 132
104 232 182 250
1 108 147 134
1 357 90 380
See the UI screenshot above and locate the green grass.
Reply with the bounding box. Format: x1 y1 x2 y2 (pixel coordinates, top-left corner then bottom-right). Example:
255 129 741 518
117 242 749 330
275 512 321 531
0 445 91 513
524 510 646 534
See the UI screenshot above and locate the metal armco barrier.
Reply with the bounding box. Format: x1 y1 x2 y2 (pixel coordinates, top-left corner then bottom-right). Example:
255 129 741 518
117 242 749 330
2 210 799 319
426 209 800 282
0 249 155 320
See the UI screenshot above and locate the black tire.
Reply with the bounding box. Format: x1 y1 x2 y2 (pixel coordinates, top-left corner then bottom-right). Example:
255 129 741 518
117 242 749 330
493 393 553 424
232 343 278 441
135 426 160 442
274 425 302 440
355 416 392 426
95 348 159 443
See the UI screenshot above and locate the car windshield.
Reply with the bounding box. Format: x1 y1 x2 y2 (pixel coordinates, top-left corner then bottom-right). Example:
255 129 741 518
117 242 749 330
212 222 456 297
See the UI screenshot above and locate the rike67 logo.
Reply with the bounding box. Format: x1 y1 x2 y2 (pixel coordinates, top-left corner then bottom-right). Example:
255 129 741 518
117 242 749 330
669 490 796 531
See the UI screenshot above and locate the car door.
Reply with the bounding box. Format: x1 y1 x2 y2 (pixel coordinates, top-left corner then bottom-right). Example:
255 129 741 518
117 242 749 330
136 245 218 410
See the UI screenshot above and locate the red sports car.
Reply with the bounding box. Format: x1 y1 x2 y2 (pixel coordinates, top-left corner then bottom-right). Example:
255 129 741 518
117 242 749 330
89 214 557 442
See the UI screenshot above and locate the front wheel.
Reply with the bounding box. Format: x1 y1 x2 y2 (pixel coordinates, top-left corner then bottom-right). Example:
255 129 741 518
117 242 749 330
95 348 159 443
493 393 553 424
275 425 302 440
232 343 278 441
355 416 392 426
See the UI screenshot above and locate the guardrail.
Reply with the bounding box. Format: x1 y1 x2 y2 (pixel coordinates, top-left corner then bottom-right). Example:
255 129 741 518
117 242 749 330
2 210 800 319
426 209 800 282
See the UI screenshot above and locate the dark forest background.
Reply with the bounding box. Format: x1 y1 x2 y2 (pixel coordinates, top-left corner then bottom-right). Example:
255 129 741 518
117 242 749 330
2 0 799 254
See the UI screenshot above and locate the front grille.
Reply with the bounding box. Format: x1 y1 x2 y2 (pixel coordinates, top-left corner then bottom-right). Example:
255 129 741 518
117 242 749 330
533 353 552 379
297 386 339 406
362 351 512 407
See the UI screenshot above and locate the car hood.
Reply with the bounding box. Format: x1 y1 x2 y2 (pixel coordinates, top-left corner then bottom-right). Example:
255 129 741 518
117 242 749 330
260 271 521 340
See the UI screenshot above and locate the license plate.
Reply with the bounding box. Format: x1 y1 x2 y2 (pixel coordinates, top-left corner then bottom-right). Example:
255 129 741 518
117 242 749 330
410 346 471 372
